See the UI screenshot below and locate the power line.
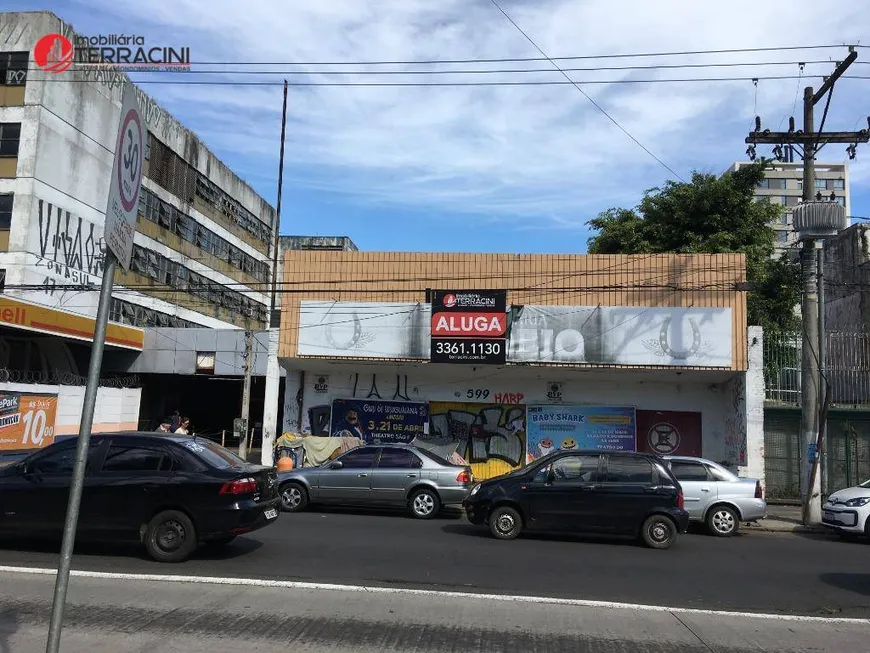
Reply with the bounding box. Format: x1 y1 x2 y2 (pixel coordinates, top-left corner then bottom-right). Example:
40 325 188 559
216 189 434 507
488 0 681 181
32 74 864 87
32 59 852 77
92 44 851 67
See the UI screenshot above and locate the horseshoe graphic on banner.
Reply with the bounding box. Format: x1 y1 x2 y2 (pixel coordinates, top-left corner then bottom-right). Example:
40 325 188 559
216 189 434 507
325 314 362 350
659 317 701 360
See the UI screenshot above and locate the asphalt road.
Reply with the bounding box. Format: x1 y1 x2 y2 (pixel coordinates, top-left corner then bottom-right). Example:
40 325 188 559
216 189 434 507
1 506 869 618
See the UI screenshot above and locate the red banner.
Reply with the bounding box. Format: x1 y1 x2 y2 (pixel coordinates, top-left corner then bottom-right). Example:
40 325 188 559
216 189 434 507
431 312 506 337
636 410 702 457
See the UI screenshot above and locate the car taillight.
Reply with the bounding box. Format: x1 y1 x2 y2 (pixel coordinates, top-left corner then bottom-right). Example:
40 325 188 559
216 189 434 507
457 470 472 483
755 481 763 499
677 490 684 509
220 477 258 495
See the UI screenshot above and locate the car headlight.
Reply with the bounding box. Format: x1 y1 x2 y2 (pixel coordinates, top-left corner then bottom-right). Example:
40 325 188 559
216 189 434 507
843 497 870 508
469 484 481 497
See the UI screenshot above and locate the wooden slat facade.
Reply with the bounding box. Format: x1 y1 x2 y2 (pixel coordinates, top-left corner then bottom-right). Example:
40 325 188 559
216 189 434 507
279 252 747 371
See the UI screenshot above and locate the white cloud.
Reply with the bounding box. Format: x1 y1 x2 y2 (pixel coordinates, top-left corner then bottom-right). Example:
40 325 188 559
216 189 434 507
71 0 869 225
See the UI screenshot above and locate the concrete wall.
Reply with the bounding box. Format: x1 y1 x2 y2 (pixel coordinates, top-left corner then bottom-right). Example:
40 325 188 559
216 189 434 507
121 327 286 377
0 12 273 330
0 381 141 436
824 223 870 331
281 363 745 467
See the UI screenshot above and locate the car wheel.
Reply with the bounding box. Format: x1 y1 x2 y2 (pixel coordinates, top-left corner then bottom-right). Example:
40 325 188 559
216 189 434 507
489 506 522 540
641 515 677 549
706 505 739 537
144 510 197 563
279 482 308 512
409 488 441 519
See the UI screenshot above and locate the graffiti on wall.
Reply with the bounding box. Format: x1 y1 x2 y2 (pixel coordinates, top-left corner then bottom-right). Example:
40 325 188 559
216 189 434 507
428 402 526 479
35 199 106 282
723 376 747 466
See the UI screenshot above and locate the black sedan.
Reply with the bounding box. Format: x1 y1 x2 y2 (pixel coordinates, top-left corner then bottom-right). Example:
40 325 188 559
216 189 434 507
464 450 689 549
0 432 280 562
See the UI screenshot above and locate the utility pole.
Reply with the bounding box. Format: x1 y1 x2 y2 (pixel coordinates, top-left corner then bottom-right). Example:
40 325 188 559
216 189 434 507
239 328 253 460
745 48 867 525
261 80 288 467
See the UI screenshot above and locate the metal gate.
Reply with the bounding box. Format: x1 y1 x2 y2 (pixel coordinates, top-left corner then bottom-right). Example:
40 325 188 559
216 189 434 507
764 408 870 499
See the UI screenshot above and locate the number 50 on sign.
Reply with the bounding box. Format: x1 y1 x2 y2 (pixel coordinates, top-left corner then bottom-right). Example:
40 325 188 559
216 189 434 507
0 393 58 452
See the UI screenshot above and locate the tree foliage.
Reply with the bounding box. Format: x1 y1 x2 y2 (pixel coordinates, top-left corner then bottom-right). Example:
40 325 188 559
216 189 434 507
586 160 800 333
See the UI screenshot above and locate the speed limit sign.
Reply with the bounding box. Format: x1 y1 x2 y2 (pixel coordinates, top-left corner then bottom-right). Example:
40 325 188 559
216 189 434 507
104 84 144 270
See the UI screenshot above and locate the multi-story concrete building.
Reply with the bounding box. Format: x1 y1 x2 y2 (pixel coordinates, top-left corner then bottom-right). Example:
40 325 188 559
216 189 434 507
0 11 276 449
727 161 850 254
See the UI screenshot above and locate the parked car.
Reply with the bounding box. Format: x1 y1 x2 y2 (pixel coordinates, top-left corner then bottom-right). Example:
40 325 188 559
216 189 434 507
662 455 766 537
0 432 280 562
277 444 473 519
463 450 689 549
821 479 870 537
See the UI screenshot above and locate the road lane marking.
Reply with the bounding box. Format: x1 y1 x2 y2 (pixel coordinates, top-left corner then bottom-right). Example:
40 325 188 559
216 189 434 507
1 564 867 625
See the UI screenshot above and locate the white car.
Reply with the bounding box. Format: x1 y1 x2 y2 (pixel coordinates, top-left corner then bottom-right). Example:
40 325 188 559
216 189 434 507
822 479 870 537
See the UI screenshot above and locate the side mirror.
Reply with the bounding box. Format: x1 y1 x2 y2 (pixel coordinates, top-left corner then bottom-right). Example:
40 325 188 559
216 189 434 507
328 461 344 470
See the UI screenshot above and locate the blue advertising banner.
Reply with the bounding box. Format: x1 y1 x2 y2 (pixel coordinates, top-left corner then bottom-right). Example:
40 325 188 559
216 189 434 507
526 405 636 462
331 399 428 444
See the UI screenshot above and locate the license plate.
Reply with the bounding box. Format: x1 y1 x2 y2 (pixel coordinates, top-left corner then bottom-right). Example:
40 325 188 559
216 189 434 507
264 508 278 520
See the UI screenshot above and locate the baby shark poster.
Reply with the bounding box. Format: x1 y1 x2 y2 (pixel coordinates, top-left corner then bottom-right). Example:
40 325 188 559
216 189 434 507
526 405 636 462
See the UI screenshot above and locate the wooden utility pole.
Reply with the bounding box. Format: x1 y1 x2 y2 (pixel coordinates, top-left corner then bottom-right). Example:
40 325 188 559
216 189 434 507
745 48 867 525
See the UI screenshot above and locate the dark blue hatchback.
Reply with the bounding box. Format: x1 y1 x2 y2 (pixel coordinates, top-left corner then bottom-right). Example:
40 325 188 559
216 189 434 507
464 450 689 549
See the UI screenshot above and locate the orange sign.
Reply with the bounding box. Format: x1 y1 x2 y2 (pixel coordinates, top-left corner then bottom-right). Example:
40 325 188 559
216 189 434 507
0 392 59 451
0 296 143 350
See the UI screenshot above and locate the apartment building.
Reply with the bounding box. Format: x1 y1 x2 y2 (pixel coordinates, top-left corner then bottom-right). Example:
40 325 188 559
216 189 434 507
727 161 850 254
0 11 276 445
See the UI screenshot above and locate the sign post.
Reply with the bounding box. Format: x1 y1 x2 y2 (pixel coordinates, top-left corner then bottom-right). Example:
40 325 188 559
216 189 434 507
45 84 144 653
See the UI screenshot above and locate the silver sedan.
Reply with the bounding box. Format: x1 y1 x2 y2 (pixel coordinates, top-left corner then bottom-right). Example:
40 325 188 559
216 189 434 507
277 444 474 519
662 455 767 537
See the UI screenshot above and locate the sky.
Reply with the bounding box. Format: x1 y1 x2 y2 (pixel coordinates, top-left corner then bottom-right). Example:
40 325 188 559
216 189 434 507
15 0 870 253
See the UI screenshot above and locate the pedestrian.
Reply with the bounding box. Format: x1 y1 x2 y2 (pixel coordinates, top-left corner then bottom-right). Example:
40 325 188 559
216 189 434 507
156 418 172 433
174 416 190 435
169 410 181 432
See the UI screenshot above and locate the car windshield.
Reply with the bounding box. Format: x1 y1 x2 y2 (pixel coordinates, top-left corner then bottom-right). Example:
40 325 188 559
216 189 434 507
175 438 246 469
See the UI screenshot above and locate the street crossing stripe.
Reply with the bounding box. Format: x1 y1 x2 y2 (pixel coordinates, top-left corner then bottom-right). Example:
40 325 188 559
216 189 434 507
0 564 867 625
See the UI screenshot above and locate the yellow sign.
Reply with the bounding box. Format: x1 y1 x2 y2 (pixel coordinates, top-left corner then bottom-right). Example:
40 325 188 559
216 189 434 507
0 296 143 350
0 392 58 452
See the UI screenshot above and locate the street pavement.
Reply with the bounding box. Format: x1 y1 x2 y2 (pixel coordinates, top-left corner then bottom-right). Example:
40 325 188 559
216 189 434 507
0 506 868 620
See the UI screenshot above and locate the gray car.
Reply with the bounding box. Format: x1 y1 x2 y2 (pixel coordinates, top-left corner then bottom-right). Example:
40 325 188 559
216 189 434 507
276 444 474 519
663 455 766 537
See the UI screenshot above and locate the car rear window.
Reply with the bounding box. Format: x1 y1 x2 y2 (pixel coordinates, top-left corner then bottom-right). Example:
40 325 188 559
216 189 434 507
604 456 656 484
415 447 454 466
175 438 246 469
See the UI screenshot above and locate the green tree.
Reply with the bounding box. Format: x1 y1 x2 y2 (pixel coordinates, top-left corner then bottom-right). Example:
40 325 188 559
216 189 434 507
586 160 800 333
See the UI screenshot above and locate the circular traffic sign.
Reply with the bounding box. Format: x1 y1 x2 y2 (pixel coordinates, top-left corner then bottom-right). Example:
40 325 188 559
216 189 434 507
116 108 144 213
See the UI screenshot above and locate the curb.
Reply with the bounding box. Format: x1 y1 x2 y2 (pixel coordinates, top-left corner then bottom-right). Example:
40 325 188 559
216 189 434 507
744 522 830 535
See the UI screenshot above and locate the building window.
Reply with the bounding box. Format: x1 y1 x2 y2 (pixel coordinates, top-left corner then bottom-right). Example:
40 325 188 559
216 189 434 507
781 213 790 225
778 231 789 244
0 123 21 156
797 179 803 190
0 194 12 229
195 352 216 374
814 179 827 189
773 178 787 190
757 179 770 189
836 196 846 207
780 196 789 205
834 179 845 190
0 52 27 86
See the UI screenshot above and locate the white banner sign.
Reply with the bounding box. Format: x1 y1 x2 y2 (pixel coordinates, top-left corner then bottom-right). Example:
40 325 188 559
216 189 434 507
296 301 734 368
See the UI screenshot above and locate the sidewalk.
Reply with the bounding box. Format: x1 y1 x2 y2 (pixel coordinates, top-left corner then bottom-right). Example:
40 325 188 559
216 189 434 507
744 503 830 535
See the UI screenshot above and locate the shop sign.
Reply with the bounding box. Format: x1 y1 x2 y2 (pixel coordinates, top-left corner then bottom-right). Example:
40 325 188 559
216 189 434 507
313 375 329 394
0 392 58 451
430 290 507 365
526 405 636 462
330 399 428 444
